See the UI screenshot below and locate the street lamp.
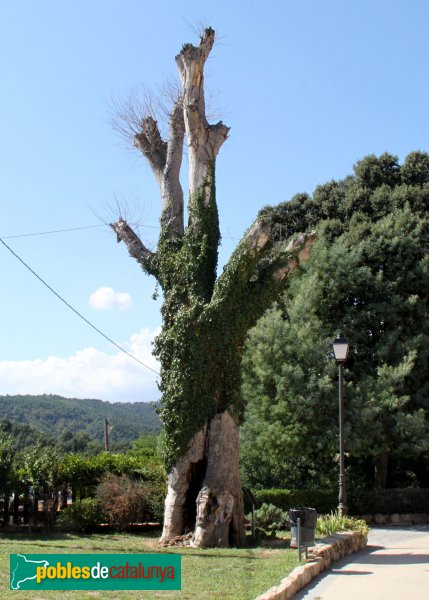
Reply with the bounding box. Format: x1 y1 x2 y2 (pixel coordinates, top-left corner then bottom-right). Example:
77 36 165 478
332 334 350 516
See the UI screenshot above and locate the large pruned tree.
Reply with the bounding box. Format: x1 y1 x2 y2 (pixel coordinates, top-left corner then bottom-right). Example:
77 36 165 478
111 28 315 548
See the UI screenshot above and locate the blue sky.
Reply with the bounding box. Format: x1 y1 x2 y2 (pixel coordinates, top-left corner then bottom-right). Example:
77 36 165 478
1 0 428 403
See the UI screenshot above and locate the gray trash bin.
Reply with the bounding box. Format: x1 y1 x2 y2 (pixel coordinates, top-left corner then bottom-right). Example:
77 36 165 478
289 507 317 548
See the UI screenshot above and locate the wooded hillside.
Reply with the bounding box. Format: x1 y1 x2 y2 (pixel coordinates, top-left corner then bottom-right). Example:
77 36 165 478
0 394 160 451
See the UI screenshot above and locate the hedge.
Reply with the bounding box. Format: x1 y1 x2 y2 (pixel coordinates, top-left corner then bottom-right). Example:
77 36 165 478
247 488 429 516
249 489 337 515
349 488 429 515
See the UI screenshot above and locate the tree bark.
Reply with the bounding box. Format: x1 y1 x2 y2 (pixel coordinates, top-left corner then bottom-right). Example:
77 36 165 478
176 27 229 204
161 426 206 541
161 410 246 548
193 411 246 547
110 219 158 276
133 100 185 238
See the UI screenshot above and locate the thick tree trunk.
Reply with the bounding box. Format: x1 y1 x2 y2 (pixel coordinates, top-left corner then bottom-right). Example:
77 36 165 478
161 410 246 547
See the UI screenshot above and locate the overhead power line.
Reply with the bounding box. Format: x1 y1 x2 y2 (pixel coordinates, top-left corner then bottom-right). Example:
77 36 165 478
2 225 105 238
0 237 160 376
1 222 239 240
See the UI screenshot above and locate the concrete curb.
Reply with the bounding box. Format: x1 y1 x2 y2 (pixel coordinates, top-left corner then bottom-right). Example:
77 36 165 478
256 531 367 600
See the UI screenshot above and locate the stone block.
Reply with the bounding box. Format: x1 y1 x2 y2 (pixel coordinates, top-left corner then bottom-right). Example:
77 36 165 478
411 513 428 524
400 513 413 523
360 514 373 524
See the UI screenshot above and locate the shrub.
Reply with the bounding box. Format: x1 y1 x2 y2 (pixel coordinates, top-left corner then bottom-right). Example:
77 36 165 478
57 498 105 533
250 503 290 532
349 488 429 515
96 474 164 530
62 452 166 500
250 487 429 517
316 511 369 537
145 480 166 523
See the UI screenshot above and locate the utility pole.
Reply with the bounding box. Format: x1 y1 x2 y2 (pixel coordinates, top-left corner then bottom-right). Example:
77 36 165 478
104 418 110 451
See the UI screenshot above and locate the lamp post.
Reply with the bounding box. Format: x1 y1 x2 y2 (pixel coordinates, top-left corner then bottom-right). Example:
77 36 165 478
332 335 350 516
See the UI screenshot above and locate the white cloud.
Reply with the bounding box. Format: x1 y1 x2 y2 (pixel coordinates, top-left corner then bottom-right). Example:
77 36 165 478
89 287 132 311
0 328 161 403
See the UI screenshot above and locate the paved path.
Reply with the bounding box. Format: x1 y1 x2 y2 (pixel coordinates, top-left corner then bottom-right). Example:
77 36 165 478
293 525 429 600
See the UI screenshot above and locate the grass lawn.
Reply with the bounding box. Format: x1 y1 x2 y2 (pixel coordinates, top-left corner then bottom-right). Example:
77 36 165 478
0 530 299 599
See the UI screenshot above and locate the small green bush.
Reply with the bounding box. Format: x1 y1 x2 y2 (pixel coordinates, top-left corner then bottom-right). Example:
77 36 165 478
316 511 369 537
250 503 290 531
57 498 105 533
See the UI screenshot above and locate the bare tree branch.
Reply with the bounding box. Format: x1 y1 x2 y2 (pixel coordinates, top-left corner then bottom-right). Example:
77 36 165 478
111 83 185 237
111 89 157 143
134 117 167 183
110 29 228 240
175 27 215 130
110 219 158 277
161 97 185 236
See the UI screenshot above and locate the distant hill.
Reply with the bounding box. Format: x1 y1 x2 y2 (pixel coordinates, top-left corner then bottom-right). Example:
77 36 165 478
0 394 161 450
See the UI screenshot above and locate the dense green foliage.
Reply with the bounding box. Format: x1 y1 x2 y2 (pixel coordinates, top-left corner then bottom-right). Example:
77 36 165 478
154 182 224 467
128 433 159 459
56 498 106 533
59 451 165 500
153 175 302 469
241 151 429 490
0 394 160 452
0 433 14 499
0 419 54 450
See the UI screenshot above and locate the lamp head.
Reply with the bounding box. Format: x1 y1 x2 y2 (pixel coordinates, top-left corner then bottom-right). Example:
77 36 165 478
333 335 350 362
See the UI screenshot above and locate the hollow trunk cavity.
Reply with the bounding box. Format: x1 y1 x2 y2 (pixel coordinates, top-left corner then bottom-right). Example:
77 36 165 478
160 410 246 548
